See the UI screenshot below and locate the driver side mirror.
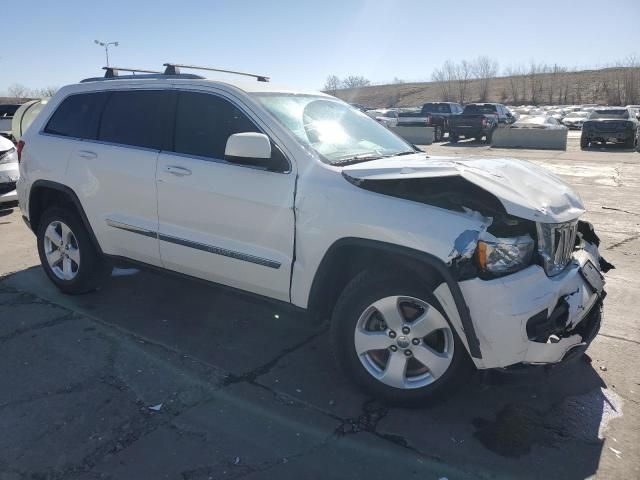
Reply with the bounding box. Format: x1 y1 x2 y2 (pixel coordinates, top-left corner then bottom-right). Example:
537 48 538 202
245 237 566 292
224 133 289 172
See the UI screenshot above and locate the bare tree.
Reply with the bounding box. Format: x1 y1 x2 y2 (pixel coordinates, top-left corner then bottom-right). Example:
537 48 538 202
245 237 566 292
454 60 473 104
474 56 499 102
392 77 405 84
431 60 456 101
323 75 341 95
504 65 523 104
547 64 567 104
528 61 545 104
8 84 29 101
341 75 371 89
32 86 59 98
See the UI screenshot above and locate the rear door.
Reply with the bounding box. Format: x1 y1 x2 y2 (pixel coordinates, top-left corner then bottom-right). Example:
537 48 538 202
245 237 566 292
155 89 296 301
64 89 173 266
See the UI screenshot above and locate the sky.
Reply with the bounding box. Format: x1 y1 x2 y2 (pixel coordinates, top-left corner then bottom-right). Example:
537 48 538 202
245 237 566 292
2 0 639 95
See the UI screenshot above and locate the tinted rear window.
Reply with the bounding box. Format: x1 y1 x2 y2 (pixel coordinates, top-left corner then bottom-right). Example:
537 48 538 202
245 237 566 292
0 104 20 117
589 109 629 119
463 104 497 114
422 103 451 114
44 93 109 139
98 90 171 149
173 92 259 159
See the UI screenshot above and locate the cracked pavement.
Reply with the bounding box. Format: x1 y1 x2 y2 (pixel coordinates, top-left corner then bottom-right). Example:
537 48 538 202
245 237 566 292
0 134 638 479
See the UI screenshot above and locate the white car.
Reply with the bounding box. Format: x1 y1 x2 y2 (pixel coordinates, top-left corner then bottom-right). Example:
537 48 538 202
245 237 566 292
0 135 19 204
16 65 609 404
371 109 399 127
510 115 567 129
561 111 590 129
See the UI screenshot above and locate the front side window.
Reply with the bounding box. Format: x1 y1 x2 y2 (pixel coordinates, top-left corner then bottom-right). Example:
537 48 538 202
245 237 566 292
44 92 109 139
255 94 413 164
173 92 259 159
98 90 171 149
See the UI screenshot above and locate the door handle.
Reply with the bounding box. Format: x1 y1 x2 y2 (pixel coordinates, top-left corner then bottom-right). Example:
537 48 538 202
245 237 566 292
165 165 192 176
78 150 97 160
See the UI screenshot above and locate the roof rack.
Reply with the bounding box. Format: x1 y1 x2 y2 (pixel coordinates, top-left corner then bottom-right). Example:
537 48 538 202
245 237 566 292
163 63 270 82
102 66 164 78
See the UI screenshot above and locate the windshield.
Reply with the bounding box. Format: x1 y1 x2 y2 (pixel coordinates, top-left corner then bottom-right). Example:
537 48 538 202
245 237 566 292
589 109 629 119
255 94 414 164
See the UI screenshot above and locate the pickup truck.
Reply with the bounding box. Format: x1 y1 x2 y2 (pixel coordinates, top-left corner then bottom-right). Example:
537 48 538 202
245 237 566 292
448 103 514 143
396 102 463 142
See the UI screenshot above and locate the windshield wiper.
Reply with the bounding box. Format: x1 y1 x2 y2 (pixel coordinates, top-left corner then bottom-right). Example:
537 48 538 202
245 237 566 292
331 154 385 166
331 151 418 166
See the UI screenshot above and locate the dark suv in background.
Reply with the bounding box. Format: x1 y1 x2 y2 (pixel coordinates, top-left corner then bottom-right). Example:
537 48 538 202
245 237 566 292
448 103 514 143
581 108 639 149
396 102 463 141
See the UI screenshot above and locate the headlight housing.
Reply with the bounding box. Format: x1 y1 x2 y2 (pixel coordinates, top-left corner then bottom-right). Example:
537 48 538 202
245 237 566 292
0 148 18 165
477 234 534 275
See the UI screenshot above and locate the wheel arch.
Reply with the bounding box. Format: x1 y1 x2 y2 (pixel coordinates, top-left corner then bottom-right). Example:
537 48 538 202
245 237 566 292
307 237 482 358
28 180 103 255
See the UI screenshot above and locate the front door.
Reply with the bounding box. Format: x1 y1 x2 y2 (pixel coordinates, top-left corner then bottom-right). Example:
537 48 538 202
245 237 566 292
156 90 295 301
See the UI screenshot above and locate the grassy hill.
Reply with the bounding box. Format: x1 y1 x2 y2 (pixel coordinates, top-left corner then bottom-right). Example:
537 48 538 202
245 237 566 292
332 66 640 108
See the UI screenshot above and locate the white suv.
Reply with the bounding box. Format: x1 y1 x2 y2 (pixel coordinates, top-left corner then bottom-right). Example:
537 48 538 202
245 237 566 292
16 66 610 405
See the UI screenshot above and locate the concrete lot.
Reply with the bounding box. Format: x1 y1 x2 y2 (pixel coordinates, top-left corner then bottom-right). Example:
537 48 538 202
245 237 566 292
0 133 638 479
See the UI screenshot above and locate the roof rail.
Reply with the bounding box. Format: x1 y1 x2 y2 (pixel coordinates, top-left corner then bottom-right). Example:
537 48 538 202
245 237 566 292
163 63 270 82
102 66 163 78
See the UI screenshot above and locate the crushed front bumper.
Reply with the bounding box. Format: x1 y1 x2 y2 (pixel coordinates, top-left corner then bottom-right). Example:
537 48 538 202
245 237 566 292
459 241 606 369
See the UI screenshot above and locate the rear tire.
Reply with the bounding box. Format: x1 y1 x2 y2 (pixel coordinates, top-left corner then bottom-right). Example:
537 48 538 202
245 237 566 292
330 269 472 407
433 126 443 142
580 135 589 149
37 207 111 294
486 130 494 144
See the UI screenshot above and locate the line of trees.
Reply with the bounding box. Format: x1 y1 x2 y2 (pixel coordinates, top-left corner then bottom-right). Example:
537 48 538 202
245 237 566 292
4 84 58 102
323 75 371 95
430 56 499 104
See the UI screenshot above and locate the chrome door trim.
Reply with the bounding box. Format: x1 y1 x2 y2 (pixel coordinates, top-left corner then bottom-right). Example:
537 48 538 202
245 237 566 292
158 232 281 269
105 218 281 269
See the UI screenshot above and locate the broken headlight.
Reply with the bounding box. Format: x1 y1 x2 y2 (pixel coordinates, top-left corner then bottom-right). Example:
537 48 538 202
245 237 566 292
477 234 534 275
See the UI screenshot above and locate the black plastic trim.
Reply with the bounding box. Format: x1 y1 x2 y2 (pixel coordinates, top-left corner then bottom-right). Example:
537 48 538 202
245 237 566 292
28 180 104 255
308 237 482 358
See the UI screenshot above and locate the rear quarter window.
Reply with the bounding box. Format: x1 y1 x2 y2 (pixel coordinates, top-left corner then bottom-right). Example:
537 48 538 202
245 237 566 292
44 93 109 139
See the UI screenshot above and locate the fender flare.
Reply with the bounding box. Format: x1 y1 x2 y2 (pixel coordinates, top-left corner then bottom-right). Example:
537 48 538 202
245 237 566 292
29 179 104 255
308 237 482 358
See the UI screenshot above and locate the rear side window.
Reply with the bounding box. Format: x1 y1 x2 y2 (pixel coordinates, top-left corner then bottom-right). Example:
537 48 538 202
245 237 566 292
173 91 259 159
44 93 109 139
99 90 171 149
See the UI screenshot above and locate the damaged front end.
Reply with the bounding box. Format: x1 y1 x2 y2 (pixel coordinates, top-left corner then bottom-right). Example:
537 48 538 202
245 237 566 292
341 155 613 369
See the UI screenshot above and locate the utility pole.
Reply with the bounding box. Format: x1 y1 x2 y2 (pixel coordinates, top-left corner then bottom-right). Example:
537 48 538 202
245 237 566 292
94 40 119 66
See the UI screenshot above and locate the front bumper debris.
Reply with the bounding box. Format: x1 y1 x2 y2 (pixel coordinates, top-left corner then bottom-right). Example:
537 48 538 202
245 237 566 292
458 239 607 369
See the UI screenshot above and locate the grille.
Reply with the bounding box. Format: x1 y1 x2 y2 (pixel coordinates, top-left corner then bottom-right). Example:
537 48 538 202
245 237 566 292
536 221 578 276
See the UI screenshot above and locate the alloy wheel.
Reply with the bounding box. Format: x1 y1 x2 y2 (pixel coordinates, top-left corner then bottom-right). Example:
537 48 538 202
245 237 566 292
43 220 81 280
354 295 454 389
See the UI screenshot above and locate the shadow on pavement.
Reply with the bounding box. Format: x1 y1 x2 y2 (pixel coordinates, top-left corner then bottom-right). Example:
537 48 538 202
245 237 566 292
1 265 616 479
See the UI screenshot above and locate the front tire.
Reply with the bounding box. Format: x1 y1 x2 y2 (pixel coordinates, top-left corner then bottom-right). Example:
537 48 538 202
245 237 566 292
37 207 111 294
330 269 472 406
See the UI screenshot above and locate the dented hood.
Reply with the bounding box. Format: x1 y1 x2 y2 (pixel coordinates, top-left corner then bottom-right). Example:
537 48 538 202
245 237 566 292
342 154 585 223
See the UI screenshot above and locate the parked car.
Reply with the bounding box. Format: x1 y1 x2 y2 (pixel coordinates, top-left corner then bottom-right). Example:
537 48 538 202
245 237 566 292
367 108 399 128
626 105 640 120
397 102 463 142
0 104 21 141
561 111 590 129
0 135 19 204
581 108 639 149
510 115 567 129
11 99 49 142
17 67 609 405
448 103 514 143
